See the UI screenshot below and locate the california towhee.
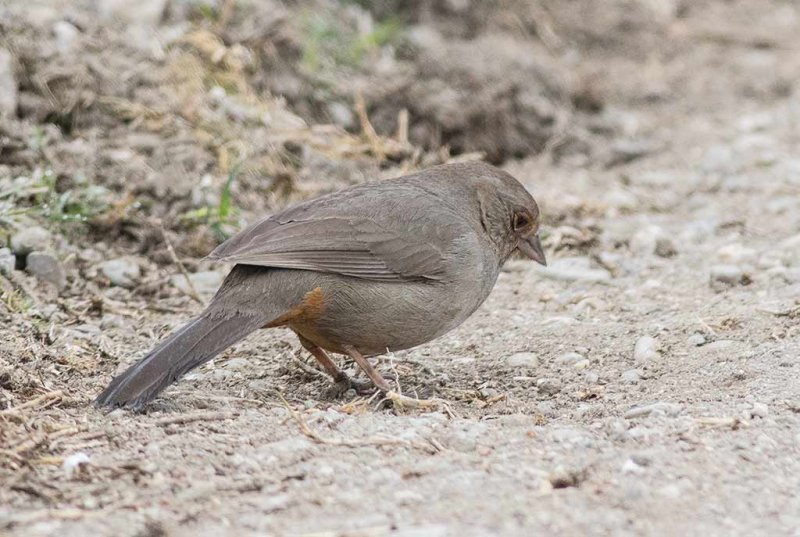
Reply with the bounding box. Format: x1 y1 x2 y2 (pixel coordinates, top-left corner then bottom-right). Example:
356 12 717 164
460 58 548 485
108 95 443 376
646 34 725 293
96 162 546 409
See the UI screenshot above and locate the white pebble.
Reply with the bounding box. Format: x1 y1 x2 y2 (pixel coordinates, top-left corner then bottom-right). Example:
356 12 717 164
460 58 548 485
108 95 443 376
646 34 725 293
622 458 645 475
751 402 769 419
63 452 90 477
687 333 706 346
624 402 682 419
506 352 539 368
633 336 659 364
621 369 642 383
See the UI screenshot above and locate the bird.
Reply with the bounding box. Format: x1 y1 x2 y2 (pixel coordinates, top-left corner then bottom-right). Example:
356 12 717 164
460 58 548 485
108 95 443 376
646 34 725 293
95 161 546 409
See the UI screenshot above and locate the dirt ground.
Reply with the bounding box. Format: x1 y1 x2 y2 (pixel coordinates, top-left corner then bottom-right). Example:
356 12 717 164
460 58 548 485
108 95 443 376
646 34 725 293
2 1 800 536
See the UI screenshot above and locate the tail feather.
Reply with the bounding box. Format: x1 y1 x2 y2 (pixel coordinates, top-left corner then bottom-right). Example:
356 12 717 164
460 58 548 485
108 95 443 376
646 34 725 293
95 310 266 410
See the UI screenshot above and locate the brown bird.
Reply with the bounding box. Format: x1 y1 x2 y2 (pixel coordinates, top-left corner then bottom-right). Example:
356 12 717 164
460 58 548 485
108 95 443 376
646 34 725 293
96 162 546 409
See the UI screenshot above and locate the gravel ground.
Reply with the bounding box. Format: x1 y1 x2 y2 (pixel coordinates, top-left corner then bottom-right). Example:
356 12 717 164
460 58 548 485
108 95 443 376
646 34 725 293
2 1 800 536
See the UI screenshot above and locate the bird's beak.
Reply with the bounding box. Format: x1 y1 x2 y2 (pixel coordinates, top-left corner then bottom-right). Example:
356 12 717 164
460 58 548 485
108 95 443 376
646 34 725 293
518 234 547 266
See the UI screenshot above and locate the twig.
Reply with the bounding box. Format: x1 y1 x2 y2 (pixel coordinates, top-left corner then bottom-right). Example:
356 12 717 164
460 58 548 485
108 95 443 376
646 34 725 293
354 93 385 161
695 416 747 429
278 394 438 453
0 390 63 420
160 227 204 306
396 108 409 145
289 353 329 380
153 411 237 426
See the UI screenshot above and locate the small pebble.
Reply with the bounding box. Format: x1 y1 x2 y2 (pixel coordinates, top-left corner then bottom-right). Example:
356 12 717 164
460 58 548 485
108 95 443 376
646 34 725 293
10 226 52 256
170 270 224 296
0 48 17 117
536 401 558 418
751 402 769 419
63 452 90 478
687 333 706 346
537 378 561 395
25 252 66 291
630 225 664 256
53 20 80 53
633 336 659 364
506 352 539 368
621 369 642 383
655 238 677 258
710 264 750 290
622 458 645 475
0 247 14 275
555 352 585 365
100 257 141 288
717 243 757 264
624 402 682 419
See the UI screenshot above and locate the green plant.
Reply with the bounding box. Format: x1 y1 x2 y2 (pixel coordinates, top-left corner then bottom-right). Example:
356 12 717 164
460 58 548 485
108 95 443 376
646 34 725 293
180 162 242 241
300 11 404 72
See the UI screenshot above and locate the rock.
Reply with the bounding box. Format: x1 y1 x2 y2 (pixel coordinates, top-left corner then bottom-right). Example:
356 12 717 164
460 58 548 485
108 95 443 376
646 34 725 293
710 264 750 290
536 401 558 418
655 237 677 258
555 352 585 365
25 252 66 291
98 0 167 25
62 452 90 478
624 402 682 419
687 333 706 346
633 336 659 364
750 402 769 419
630 225 664 255
506 352 539 368
170 270 224 296
621 369 642 383
0 48 17 117
717 243 757 264
53 21 80 53
622 458 646 475
548 466 585 488
99 258 141 288
0 248 14 276
536 256 611 283
327 101 355 129
10 226 52 256
536 378 561 395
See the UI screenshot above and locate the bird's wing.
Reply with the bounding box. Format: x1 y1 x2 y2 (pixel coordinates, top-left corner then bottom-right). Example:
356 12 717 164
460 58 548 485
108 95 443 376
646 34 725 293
208 214 458 282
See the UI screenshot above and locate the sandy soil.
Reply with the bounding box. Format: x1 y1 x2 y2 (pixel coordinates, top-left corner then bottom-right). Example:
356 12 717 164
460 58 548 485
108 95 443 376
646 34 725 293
2 1 800 536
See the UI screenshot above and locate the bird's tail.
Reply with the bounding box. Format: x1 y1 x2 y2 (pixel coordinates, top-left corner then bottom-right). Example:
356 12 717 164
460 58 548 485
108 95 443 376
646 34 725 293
95 309 267 410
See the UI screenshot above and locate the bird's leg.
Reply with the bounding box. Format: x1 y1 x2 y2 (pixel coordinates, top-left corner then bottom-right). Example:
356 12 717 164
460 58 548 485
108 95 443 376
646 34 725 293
342 345 392 392
297 337 375 396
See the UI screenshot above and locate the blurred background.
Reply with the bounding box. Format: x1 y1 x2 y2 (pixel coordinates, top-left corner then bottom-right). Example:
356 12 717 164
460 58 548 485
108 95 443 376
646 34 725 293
2 1 800 535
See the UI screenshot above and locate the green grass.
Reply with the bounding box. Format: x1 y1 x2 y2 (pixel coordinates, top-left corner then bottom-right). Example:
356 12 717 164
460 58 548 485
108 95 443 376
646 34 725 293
300 11 404 72
179 162 242 241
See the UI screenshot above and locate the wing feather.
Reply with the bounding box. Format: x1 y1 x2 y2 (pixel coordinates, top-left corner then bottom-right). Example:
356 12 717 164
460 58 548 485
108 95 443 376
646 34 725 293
208 216 458 281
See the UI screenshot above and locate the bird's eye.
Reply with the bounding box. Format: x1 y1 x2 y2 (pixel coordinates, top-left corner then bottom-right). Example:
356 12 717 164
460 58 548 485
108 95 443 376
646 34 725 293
513 212 531 231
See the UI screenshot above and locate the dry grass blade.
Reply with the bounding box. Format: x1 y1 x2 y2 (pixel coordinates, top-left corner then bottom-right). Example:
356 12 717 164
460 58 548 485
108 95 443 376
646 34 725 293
0 391 64 421
153 411 238 426
160 227 204 306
